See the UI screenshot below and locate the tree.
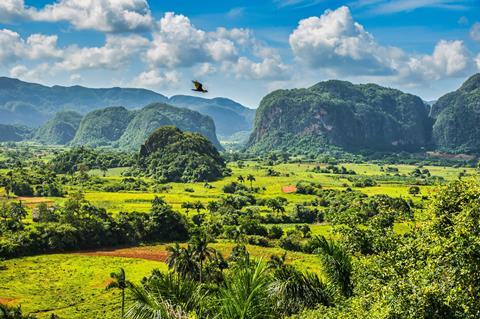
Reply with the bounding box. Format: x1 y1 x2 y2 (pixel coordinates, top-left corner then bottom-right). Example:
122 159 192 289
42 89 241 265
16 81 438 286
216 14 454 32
181 202 193 216
106 268 130 318
246 174 256 190
0 303 36 319
312 236 353 297
218 261 273 319
192 201 205 213
409 186 420 196
191 234 216 283
237 175 245 183
166 244 198 280
266 198 286 215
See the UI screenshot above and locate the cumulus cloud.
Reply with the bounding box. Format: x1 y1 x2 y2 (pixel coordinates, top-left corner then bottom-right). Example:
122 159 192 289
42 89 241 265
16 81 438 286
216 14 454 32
470 22 480 42
289 6 476 84
0 0 153 32
145 12 289 81
9 63 53 82
0 29 62 63
56 34 149 71
131 69 180 90
146 13 240 68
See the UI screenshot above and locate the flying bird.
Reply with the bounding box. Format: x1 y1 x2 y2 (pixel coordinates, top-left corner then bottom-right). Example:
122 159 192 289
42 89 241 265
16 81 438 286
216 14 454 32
192 80 208 93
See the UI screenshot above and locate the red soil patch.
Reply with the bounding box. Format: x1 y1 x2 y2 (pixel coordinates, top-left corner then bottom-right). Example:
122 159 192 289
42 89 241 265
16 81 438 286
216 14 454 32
15 197 54 208
0 297 17 305
282 185 297 193
76 247 169 262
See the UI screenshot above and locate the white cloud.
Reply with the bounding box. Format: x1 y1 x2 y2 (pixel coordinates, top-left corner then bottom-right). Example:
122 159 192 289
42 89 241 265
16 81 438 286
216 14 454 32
470 22 480 42
0 0 153 32
56 34 149 71
224 56 289 80
146 13 240 68
289 6 476 85
132 69 180 90
0 0 28 22
0 29 62 63
475 54 480 70
9 63 52 82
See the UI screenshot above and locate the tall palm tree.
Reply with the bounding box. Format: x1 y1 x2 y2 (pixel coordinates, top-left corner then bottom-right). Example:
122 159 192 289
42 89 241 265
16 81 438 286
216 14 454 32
191 235 216 283
237 175 245 184
246 174 256 190
106 268 130 318
312 236 353 297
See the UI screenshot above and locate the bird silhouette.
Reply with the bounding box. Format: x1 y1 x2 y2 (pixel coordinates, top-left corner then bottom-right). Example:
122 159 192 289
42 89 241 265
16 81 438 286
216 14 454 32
192 80 208 93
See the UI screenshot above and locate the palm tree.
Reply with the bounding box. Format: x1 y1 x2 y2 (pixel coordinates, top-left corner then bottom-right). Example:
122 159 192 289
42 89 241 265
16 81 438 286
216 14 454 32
269 265 331 316
237 175 245 183
218 261 273 319
246 174 256 190
106 268 130 318
191 235 216 283
166 244 198 280
312 236 353 297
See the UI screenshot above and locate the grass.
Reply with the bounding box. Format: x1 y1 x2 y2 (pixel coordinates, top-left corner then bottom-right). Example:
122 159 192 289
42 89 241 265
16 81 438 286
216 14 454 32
0 242 323 318
0 254 165 319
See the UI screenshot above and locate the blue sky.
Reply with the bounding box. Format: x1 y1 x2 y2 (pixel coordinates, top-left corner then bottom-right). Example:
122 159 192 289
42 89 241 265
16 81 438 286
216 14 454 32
0 0 479 106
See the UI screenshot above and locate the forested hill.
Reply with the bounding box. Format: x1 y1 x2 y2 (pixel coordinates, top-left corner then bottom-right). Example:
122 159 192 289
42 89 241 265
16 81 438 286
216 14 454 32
247 80 433 154
68 103 222 150
431 73 480 154
0 77 254 138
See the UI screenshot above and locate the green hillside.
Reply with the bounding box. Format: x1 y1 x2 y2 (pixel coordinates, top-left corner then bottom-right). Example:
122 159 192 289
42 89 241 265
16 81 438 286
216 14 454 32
34 111 83 145
248 80 432 154
118 103 222 150
0 124 32 142
70 107 134 147
431 73 480 154
169 95 254 137
135 126 227 182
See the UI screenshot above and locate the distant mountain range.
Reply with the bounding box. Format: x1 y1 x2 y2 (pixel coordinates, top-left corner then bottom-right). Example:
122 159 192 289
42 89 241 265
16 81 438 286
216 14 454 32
0 77 254 138
2 75 479 155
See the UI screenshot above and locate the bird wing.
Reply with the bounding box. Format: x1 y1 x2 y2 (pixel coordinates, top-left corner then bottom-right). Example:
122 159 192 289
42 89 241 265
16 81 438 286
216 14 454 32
192 80 202 90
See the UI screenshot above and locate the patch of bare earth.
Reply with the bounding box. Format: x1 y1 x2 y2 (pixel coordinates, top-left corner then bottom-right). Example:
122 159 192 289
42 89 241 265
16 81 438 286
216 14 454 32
282 185 297 193
75 247 169 262
0 297 17 305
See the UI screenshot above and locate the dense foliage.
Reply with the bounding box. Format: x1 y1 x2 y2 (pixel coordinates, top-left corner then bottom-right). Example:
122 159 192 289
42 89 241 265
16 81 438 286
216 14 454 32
118 103 222 150
70 107 135 147
0 195 189 259
432 73 480 154
296 177 480 318
33 110 83 145
248 80 433 153
50 147 134 174
133 126 228 183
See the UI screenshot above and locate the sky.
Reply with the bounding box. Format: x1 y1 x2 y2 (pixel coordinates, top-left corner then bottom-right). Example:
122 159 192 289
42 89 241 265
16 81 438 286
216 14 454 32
0 0 479 107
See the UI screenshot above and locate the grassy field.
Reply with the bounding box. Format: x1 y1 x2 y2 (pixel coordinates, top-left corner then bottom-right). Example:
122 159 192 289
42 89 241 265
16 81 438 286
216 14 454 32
0 243 322 318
